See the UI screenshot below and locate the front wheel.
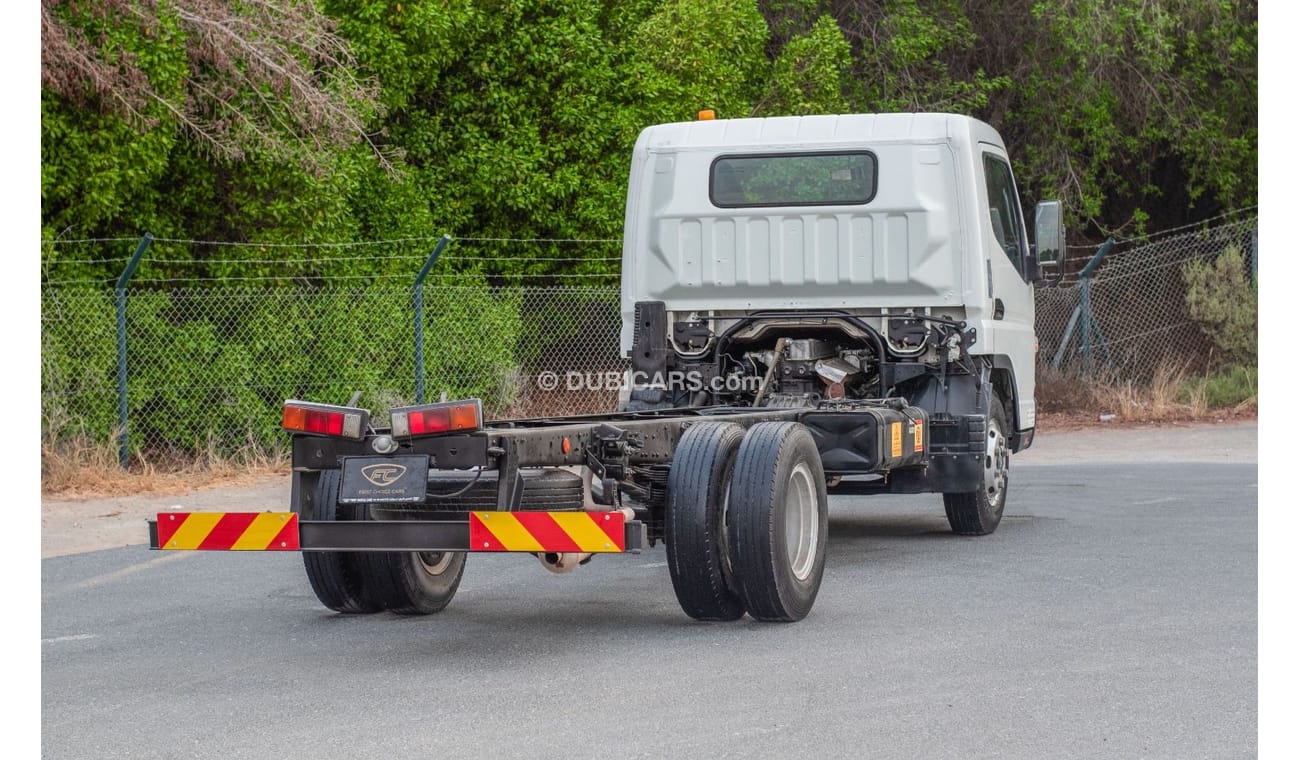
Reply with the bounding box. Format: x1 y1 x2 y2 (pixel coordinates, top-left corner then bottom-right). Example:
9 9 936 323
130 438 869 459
943 394 1010 535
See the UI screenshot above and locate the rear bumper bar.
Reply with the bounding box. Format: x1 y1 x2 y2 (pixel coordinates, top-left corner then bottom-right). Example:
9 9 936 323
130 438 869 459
148 511 645 554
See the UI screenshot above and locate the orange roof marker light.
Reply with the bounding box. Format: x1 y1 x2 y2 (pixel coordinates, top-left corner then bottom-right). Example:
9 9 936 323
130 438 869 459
697 109 716 120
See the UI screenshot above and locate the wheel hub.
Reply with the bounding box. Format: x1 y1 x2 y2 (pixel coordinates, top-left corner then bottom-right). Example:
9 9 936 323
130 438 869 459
984 417 1009 505
417 551 454 575
784 462 819 582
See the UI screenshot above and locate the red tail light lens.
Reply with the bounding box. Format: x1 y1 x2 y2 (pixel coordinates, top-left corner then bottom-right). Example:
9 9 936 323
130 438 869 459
391 399 483 438
282 401 369 440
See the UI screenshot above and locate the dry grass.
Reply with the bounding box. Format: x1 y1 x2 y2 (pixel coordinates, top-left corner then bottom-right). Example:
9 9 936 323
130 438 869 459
42 419 288 499
1034 367 1100 413
1092 360 1209 422
1038 359 1257 424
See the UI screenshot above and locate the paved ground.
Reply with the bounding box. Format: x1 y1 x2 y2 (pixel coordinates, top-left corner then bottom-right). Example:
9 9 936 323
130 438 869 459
41 422 1257 759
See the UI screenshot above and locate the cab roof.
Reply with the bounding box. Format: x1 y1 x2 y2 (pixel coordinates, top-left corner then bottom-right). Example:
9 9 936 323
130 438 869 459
636 112 1005 152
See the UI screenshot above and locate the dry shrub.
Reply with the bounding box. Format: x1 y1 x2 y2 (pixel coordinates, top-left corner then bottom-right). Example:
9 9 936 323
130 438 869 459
1035 367 1099 413
43 415 288 499
1035 359 1244 423
1090 360 1207 421
42 419 145 496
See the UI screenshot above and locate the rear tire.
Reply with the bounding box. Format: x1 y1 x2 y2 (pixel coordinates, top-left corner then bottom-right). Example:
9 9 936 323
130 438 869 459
356 549 466 615
943 394 1010 535
302 470 382 614
727 422 829 622
665 422 747 621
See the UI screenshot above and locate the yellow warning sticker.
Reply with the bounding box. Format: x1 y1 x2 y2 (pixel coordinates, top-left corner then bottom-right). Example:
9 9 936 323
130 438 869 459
913 418 924 453
891 422 902 458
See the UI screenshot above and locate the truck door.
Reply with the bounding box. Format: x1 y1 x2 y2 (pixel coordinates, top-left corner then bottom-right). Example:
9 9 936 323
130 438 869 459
978 147 1036 430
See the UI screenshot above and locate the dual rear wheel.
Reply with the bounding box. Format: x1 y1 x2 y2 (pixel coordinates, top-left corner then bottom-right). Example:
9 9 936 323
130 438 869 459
665 421 829 623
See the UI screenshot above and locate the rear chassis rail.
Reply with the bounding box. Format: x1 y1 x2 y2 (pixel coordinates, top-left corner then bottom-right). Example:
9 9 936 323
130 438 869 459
270 402 989 553
147 404 988 554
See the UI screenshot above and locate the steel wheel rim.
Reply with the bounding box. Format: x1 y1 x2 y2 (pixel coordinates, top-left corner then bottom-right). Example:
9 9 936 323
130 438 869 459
416 551 454 575
985 416 1009 506
784 461 819 582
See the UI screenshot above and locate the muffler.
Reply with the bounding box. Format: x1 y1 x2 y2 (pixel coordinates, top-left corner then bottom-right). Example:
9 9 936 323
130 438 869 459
538 551 591 574
537 469 634 574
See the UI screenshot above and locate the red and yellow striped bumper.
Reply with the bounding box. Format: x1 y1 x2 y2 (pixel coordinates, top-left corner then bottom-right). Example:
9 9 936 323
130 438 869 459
151 511 632 553
469 511 625 553
156 512 300 551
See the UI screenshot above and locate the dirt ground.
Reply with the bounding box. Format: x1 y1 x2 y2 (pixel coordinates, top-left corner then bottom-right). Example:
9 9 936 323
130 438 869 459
40 412 1258 559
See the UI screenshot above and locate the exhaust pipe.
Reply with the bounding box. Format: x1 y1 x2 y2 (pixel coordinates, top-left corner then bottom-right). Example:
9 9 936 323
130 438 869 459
538 551 591 574
538 470 634 574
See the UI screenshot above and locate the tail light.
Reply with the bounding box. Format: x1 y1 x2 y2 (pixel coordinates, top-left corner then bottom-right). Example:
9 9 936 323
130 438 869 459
391 399 483 438
282 401 370 440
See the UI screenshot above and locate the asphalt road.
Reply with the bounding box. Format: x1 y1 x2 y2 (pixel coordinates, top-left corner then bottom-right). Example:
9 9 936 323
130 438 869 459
42 424 1257 759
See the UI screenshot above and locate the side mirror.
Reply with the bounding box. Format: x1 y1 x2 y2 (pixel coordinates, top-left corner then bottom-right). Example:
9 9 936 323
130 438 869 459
1034 200 1066 285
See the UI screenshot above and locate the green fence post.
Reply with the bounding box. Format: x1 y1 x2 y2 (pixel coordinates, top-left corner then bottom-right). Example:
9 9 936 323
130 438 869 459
414 235 452 404
1077 237 1114 376
115 233 153 470
1251 227 1258 286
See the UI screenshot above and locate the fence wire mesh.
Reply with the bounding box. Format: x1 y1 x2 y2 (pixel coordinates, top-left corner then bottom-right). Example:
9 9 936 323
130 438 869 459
41 283 628 462
41 215 1256 465
1035 216 1257 382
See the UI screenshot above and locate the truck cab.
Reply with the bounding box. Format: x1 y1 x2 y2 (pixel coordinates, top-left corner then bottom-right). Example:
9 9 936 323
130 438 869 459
619 113 1062 455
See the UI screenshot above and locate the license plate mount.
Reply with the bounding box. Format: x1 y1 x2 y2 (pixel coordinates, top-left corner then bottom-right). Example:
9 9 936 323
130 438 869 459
338 455 429 504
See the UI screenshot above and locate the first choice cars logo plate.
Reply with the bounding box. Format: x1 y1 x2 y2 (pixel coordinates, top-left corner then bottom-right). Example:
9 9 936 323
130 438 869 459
361 463 407 487
338 455 429 503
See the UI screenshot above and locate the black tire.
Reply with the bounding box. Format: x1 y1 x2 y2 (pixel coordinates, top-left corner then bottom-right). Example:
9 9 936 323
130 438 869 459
943 394 1011 536
665 422 747 621
302 470 383 614
727 422 829 622
355 549 466 615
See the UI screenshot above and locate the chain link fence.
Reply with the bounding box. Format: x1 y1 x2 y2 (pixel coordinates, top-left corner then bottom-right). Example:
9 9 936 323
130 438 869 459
1036 214 1257 382
41 214 1257 468
41 283 627 465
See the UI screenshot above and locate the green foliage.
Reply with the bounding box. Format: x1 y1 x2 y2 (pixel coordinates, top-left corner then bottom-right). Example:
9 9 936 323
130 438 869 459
759 14 852 114
629 0 770 120
1181 244 1257 365
41 289 120 439
861 0 1006 113
1009 0 1256 232
43 0 1257 266
1180 365 1257 409
420 286 527 416
1202 365 1258 409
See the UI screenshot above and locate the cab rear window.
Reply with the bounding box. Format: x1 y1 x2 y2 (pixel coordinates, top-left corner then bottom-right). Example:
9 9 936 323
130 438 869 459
710 152 877 208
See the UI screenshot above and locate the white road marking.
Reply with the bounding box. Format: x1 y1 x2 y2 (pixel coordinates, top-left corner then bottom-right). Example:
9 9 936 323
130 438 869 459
44 552 193 600
42 634 96 645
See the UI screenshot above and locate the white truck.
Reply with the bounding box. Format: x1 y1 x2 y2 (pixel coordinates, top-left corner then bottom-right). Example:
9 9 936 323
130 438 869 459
149 112 1063 624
